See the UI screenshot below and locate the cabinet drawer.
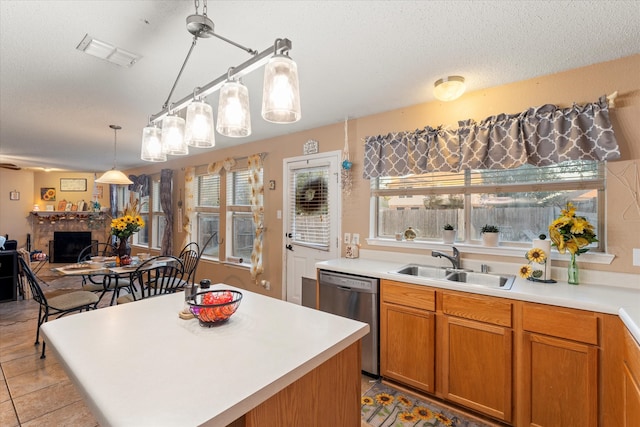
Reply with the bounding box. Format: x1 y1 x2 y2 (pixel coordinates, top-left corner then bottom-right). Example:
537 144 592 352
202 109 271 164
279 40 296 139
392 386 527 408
381 280 435 311
522 303 598 345
442 292 512 327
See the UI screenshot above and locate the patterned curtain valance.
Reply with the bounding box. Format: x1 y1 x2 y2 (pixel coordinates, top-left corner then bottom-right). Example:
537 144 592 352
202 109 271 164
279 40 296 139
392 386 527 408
363 96 620 178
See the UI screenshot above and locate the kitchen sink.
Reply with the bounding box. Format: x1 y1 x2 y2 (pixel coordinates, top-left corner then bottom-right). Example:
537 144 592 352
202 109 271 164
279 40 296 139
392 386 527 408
391 264 515 290
444 271 515 290
393 264 451 279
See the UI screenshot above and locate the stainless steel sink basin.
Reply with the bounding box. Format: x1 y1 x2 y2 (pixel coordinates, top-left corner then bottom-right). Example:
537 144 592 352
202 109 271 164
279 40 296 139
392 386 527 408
391 264 515 290
393 264 450 279
445 271 515 290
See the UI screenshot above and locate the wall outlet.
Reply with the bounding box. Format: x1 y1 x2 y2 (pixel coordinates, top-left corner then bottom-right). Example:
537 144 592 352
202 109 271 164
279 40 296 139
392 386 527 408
633 248 640 267
344 233 351 244
276 210 282 219
352 233 360 245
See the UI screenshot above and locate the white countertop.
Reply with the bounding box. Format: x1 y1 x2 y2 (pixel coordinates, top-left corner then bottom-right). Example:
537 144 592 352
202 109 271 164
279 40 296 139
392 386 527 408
316 257 640 344
41 284 369 427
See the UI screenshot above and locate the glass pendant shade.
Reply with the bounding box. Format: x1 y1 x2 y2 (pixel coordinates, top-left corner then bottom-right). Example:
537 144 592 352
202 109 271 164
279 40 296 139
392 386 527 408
433 76 466 101
95 169 133 185
185 100 215 147
261 55 301 123
140 126 166 162
216 80 251 138
161 115 188 155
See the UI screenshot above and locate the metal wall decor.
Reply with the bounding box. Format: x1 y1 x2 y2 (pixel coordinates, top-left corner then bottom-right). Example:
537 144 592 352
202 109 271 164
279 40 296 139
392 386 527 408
303 139 318 155
9 190 19 200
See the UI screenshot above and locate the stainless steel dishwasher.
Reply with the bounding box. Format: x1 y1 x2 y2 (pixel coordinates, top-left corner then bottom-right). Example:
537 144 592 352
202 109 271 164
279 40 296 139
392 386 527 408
318 270 379 376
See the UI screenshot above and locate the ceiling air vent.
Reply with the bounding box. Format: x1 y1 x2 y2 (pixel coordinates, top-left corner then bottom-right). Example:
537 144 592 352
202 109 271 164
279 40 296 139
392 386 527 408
76 34 141 67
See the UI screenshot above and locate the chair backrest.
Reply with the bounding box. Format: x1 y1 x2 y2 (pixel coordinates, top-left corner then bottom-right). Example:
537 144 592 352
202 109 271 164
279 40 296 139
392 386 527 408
133 255 185 299
17 256 48 307
3 240 18 251
78 242 116 263
178 242 201 285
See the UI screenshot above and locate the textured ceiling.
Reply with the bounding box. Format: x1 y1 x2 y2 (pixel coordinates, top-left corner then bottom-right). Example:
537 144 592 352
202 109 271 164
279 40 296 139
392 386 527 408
1 0 639 172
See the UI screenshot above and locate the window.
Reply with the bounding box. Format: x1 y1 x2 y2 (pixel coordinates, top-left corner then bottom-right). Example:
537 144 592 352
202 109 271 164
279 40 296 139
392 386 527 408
194 166 262 263
372 160 604 251
227 169 254 261
132 178 165 249
195 174 220 258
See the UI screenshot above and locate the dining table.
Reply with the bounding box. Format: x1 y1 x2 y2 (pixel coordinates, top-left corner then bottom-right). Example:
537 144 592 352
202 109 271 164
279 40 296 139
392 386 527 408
41 284 369 426
52 257 175 305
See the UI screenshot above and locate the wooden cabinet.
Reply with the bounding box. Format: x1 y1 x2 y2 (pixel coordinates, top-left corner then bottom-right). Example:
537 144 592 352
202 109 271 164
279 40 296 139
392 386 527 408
440 291 513 422
519 303 599 427
380 279 436 393
623 327 640 426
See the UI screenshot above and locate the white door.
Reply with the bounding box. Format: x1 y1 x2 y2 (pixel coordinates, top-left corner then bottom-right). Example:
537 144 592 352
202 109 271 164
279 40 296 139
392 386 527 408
283 151 341 304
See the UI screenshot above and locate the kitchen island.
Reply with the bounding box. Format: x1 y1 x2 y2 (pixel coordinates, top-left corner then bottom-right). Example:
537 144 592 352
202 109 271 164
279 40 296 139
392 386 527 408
41 284 369 427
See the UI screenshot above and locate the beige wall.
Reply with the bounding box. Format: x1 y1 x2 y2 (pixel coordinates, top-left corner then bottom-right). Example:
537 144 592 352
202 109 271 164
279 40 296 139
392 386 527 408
4 54 639 294
0 169 34 244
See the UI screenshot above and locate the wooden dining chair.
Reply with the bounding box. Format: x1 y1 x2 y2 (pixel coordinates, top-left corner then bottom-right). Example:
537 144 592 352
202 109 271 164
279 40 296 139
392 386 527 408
18 257 99 358
116 255 185 304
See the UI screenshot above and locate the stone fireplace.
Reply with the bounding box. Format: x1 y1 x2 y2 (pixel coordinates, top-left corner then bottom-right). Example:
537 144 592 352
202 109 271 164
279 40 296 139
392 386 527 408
30 212 110 263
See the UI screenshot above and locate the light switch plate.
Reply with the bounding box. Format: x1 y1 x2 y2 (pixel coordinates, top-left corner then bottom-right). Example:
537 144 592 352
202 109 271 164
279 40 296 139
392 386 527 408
344 233 351 244
352 233 360 245
633 248 640 266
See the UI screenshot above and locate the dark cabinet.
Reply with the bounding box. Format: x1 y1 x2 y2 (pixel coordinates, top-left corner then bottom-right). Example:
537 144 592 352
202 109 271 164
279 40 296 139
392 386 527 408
0 250 18 302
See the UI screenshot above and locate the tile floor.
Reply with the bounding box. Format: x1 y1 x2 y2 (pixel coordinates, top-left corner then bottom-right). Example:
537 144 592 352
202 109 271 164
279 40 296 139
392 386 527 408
1 271 378 426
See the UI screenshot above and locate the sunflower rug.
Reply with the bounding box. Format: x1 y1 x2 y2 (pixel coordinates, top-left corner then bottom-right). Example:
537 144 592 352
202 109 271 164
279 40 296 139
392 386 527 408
361 382 493 427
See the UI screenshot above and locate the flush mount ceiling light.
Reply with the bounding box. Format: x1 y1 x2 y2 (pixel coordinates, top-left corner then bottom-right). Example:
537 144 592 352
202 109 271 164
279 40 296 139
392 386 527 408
76 34 141 67
96 125 133 185
433 75 466 102
140 0 301 162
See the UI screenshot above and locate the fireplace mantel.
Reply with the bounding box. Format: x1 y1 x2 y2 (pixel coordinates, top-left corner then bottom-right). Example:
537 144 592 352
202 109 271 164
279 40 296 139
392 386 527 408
30 211 110 255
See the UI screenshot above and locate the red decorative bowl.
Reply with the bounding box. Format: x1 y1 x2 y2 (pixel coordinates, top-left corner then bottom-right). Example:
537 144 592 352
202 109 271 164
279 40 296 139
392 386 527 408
187 290 242 327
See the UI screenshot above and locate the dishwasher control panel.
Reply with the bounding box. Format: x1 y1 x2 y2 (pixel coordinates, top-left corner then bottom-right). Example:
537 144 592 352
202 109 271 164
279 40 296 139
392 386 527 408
318 270 377 292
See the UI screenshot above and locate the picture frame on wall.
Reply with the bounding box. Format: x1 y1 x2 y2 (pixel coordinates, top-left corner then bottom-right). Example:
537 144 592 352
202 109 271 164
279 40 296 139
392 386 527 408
57 200 67 211
9 191 19 200
60 178 87 192
41 187 56 201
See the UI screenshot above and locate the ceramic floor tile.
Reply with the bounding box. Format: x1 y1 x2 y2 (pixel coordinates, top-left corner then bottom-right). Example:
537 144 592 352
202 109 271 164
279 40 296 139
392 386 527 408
0 399 19 427
6 361 68 399
0 378 10 403
1 351 54 379
21 399 98 427
12 380 82 424
0 340 43 364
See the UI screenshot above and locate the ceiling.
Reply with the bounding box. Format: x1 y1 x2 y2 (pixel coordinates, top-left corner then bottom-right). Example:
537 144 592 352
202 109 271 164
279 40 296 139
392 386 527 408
1 1 639 173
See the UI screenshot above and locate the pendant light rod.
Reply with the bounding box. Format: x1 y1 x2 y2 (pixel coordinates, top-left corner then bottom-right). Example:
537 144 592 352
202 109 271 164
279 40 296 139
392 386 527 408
110 124 122 168
150 38 292 124
162 37 199 110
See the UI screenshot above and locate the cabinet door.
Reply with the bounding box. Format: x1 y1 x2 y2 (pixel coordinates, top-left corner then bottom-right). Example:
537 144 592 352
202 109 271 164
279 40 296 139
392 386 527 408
441 316 512 422
380 302 435 393
624 328 640 427
521 332 598 427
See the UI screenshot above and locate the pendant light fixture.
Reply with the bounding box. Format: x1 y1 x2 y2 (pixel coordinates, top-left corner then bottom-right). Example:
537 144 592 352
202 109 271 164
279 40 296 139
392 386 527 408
161 113 188 155
433 75 466 101
262 43 301 123
217 71 251 137
96 125 133 185
185 89 215 147
140 0 300 162
140 124 166 162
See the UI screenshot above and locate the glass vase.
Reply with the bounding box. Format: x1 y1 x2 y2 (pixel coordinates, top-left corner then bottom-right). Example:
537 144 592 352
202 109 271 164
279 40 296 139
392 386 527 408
117 237 131 259
567 252 579 285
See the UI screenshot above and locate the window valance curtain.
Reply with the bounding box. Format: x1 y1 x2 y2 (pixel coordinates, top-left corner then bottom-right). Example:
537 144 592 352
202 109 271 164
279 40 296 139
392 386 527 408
247 154 264 283
363 96 620 178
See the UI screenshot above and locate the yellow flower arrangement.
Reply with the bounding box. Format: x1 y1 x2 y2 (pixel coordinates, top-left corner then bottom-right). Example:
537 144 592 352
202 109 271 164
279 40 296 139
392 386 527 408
548 202 597 255
110 214 145 239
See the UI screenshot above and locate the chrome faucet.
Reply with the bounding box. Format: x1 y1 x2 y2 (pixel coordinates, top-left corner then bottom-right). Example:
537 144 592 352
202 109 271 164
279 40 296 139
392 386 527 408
432 246 460 270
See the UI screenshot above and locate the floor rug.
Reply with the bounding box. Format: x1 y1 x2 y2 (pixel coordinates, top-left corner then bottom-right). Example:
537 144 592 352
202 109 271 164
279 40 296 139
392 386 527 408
361 381 493 427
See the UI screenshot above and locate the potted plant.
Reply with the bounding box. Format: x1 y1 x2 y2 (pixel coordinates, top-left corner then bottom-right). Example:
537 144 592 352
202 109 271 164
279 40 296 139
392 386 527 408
442 224 456 244
481 224 499 247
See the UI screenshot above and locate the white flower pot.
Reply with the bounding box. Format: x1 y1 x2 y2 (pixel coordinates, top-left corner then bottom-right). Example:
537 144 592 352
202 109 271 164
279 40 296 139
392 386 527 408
443 230 456 244
482 232 499 247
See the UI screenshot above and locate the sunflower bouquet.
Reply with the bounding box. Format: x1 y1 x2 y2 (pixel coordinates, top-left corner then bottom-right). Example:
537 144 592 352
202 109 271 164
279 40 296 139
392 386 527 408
110 214 145 239
548 202 597 256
